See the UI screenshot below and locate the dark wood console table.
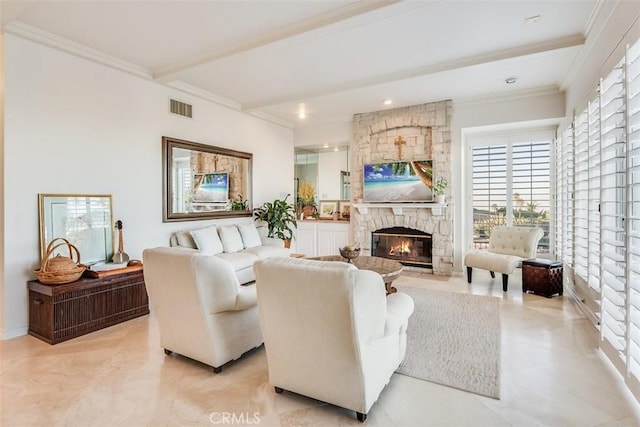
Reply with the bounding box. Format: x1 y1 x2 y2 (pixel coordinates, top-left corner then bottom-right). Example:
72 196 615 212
28 267 149 344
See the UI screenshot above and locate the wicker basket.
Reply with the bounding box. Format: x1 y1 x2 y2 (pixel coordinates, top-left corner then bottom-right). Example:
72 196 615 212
34 238 86 285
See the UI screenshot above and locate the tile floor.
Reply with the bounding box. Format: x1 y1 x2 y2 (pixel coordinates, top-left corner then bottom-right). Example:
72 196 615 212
2 270 640 426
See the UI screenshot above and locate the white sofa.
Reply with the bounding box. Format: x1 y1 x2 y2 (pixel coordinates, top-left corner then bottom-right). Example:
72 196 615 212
254 257 415 422
142 247 263 372
169 222 290 284
464 226 544 291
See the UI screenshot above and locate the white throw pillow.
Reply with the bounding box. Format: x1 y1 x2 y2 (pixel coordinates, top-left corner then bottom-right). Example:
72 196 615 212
237 223 262 249
190 226 224 255
219 225 244 253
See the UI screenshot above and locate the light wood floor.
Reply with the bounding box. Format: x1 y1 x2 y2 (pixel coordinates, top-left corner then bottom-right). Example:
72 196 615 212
2 270 640 426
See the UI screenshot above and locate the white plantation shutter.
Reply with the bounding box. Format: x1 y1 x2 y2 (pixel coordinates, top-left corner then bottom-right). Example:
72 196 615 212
626 40 640 385
512 141 551 253
588 97 602 292
574 108 590 280
562 128 575 267
471 145 508 248
555 136 564 260
600 56 627 364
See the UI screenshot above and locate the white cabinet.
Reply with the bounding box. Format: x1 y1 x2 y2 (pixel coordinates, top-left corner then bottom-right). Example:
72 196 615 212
293 222 317 256
292 221 349 257
317 222 348 256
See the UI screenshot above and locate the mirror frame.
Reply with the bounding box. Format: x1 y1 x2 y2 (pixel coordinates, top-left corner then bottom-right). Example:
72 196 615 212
38 193 114 264
162 136 253 222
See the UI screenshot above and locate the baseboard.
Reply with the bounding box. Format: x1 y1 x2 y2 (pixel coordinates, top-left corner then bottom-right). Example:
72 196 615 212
2 326 28 340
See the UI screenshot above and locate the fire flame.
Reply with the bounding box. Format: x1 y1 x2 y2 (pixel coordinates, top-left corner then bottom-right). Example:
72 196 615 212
389 240 412 256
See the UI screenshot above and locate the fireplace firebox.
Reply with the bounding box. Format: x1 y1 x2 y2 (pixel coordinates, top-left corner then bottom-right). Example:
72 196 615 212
371 227 432 268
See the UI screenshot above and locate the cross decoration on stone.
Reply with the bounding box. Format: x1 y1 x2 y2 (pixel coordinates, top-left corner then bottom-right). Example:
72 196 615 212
394 136 406 160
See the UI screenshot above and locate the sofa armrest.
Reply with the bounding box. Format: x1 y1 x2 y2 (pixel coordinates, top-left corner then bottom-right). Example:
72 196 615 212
383 292 414 337
233 283 258 311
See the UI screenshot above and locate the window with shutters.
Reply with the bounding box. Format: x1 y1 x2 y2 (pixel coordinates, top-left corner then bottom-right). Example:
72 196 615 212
469 132 553 254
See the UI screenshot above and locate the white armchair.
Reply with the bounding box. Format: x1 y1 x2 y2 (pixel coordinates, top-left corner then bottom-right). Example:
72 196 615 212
254 257 414 422
142 247 263 372
464 226 544 291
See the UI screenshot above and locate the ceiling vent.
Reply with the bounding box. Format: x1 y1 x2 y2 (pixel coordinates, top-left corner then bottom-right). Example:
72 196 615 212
170 99 192 118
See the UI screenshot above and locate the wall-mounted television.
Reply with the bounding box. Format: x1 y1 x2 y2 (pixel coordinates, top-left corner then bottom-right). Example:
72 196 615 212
192 172 229 203
363 160 433 202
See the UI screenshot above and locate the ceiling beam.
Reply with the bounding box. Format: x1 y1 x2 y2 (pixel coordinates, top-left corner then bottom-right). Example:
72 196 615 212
242 34 586 111
153 0 401 81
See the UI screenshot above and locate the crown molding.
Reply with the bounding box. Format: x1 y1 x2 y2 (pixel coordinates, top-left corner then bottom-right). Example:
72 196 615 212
559 0 618 91
4 21 152 79
164 81 242 111
454 85 562 107
247 111 294 129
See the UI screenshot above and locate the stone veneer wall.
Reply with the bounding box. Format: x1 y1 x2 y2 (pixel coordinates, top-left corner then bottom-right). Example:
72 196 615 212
351 100 453 275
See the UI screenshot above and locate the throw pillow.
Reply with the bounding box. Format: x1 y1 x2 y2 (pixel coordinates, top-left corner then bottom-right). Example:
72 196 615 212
175 230 196 249
237 223 262 248
218 225 244 253
190 226 224 255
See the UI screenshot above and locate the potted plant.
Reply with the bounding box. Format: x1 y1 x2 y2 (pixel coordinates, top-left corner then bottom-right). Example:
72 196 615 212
432 177 448 204
253 194 297 248
231 194 248 211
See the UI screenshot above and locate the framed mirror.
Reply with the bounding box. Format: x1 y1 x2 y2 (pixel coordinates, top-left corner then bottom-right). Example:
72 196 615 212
38 194 114 264
163 136 253 222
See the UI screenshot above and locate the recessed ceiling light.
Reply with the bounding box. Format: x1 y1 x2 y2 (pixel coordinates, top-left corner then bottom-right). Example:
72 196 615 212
298 112 306 119
384 99 393 106
505 77 517 84
524 15 541 25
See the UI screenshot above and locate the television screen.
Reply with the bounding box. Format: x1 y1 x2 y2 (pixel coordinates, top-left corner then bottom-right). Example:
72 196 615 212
192 172 229 203
363 160 433 202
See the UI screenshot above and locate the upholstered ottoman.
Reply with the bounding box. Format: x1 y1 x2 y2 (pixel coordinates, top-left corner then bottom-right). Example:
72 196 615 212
522 259 563 298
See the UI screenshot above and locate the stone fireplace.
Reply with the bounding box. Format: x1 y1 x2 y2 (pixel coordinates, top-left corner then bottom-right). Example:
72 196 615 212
351 100 453 275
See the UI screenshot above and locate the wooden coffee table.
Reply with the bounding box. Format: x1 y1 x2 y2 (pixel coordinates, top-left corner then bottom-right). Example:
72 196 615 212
309 255 403 294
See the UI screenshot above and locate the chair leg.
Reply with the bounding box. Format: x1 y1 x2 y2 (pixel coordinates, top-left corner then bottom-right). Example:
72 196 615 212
502 274 508 292
356 412 367 422
466 267 472 283
274 387 284 394
213 366 222 373
490 271 495 278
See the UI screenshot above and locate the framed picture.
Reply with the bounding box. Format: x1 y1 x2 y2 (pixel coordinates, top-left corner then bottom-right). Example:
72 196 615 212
38 194 114 265
319 200 338 219
339 201 351 219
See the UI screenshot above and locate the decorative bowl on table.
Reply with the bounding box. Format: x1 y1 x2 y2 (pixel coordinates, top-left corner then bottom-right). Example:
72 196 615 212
339 246 360 263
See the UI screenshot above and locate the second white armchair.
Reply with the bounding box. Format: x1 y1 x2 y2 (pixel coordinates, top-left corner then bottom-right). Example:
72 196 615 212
254 257 414 422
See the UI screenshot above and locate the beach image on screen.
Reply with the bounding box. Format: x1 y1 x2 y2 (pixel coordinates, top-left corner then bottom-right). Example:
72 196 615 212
192 173 229 203
363 161 433 202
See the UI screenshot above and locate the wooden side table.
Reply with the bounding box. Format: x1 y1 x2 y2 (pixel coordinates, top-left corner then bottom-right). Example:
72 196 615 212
28 267 149 344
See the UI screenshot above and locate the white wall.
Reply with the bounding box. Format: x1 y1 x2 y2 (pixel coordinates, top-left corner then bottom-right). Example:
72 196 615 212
2 35 294 338
317 151 348 200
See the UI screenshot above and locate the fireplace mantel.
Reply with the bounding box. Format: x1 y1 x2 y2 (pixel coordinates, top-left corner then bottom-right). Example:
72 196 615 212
353 203 447 216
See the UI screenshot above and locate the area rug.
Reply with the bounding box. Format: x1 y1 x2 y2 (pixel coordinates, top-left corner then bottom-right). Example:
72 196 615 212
396 286 501 399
